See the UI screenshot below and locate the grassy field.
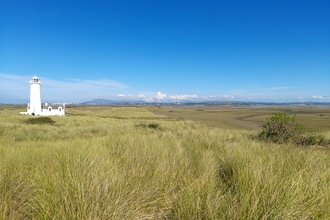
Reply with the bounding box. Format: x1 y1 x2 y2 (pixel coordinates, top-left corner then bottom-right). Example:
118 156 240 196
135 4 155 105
0 105 329 219
147 106 330 132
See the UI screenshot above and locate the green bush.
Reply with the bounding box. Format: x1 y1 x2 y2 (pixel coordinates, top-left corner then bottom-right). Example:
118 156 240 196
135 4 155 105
258 112 303 144
258 112 329 146
300 133 329 146
135 123 160 129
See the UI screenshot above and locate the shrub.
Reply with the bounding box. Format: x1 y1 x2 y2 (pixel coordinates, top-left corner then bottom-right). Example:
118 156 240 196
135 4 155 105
135 123 160 129
300 133 329 146
258 112 329 147
147 123 159 129
258 112 304 144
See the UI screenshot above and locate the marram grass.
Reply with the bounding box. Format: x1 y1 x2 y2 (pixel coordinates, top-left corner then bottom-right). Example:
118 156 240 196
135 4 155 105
0 106 329 219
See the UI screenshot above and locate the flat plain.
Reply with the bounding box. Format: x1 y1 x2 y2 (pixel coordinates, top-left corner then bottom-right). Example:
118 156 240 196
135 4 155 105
147 105 330 131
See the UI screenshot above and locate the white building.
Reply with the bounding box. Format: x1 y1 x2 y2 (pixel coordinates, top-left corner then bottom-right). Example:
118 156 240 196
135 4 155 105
20 75 65 116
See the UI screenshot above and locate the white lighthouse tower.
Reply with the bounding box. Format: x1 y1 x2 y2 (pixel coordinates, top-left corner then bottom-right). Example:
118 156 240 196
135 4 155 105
28 75 42 115
20 75 65 116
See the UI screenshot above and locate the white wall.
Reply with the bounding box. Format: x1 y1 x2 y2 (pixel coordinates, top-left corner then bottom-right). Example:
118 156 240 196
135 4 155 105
39 107 65 116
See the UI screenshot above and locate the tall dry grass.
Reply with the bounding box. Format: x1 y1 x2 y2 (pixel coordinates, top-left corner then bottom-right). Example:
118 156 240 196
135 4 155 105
0 106 329 219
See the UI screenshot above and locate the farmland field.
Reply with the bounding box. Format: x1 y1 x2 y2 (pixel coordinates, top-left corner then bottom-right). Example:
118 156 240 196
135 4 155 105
0 105 329 219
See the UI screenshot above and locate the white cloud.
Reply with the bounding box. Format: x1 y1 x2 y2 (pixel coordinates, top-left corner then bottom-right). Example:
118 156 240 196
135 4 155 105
118 94 134 97
0 73 30 81
138 94 146 98
78 79 127 89
218 95 235 99
312 95 330 100
0 73 128 103
168 94 198 100
0 74 31 102
155 92 166 99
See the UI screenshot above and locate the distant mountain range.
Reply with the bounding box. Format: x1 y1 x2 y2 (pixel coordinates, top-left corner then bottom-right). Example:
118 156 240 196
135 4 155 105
81 99 330 106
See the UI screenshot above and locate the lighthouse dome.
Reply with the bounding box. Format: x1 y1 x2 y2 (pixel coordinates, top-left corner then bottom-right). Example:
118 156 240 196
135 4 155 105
30 75 41 84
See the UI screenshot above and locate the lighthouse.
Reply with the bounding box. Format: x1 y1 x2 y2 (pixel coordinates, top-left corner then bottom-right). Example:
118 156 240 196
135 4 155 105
28 75 42 114
20 75 65 116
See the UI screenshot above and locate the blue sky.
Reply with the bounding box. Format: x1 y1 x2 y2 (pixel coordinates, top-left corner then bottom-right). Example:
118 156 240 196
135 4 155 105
1 0 329 103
